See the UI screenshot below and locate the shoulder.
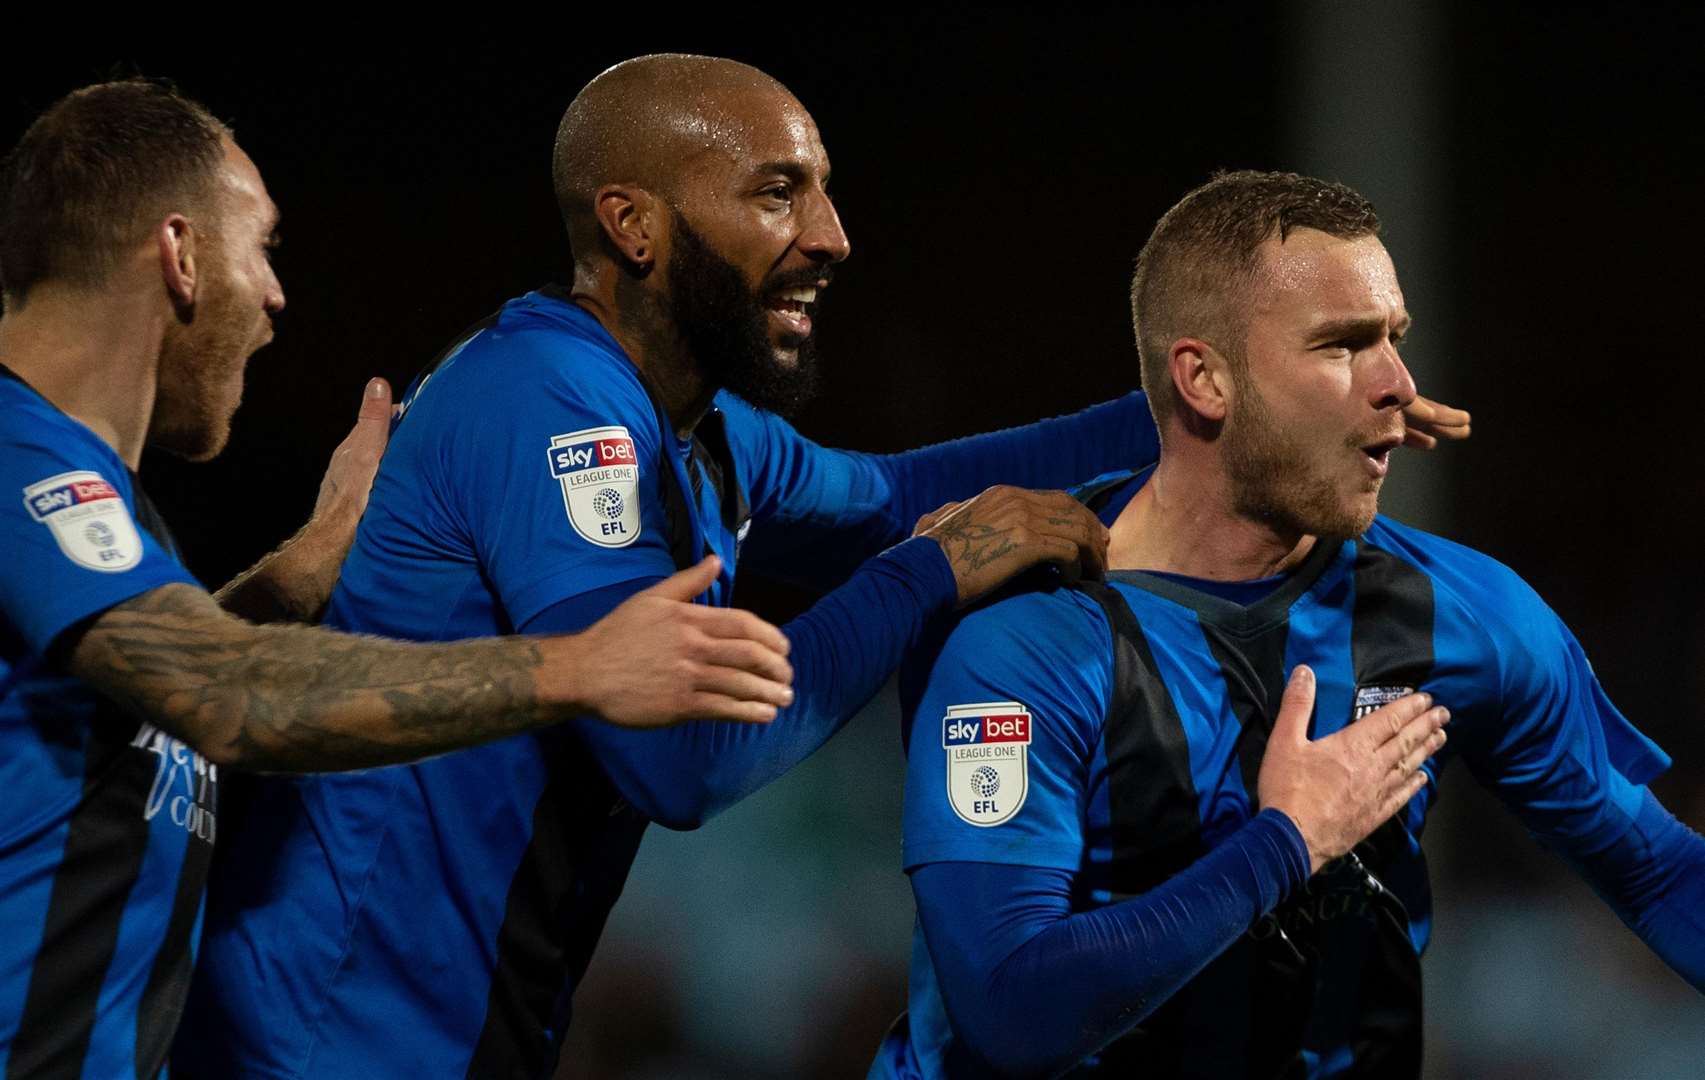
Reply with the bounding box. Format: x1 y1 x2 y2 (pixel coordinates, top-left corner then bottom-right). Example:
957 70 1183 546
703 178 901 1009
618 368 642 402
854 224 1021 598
1363 516 1553 628
1360 517 1571 699
404 291 656 433
907 582 1112 746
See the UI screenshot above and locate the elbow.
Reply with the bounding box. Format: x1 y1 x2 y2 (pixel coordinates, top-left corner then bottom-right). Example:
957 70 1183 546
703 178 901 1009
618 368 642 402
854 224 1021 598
617 772 719 831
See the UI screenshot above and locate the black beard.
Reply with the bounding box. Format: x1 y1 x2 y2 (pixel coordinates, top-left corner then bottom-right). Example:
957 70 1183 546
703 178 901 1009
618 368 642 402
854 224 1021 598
665 213 821 417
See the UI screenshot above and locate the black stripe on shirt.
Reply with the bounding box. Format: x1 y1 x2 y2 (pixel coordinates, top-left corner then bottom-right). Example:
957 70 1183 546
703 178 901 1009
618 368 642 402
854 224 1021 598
464 737 649 1079
1079 581 1205 898
8 708 156 1080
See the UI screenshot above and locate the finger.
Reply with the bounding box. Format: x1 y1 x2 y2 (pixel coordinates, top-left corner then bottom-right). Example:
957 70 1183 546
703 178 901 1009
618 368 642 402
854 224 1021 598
1394 724 1448 775
1405 396 1472 438
1025 491 1110 571
913 501 961 536
1362 697 1440 765
690 666 795 709
1379 769 1431 821
684 692 779 725
1401 429 1438 451
640 556 721 603
1272 665 1316 747
695 635 794 686
689 602 791 657
358 377 394 423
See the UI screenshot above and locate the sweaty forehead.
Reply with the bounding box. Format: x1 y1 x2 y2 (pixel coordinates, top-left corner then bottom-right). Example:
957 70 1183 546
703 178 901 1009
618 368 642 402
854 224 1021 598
666 86 825 183
1252 230 1402 323
218 139 277 226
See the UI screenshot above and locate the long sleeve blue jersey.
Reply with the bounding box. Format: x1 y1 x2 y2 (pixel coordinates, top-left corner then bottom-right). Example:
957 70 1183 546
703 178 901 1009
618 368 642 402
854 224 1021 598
871 469 1705 1079
174 288 1161 1078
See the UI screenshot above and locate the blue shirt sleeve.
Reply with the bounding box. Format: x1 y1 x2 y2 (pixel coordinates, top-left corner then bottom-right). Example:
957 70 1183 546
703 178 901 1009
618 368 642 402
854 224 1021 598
900 589 1112 873
1565 787 1705 991
1437 552 1703 989
913 812 1309 1078
1452 560 1669 857
722 391 1160 589
410 327 683 627
524 537 959 829
899 587 1310 1075
0 415 197 655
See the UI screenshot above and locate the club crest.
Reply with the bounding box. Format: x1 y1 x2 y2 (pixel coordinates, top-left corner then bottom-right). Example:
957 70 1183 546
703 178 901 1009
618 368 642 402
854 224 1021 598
1353 684 1416 720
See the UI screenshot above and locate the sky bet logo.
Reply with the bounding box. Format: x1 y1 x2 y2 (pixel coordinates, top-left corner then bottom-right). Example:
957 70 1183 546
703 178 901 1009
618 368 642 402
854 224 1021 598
943 712 1032 746
549 434 636 477
549 426 643 549
942 702 1032 828
21 470 142 573
25 477 119 521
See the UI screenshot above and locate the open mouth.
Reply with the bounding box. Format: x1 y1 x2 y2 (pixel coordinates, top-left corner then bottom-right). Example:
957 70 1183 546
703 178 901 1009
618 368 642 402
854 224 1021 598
1360 434 1402 477
766 285 819 339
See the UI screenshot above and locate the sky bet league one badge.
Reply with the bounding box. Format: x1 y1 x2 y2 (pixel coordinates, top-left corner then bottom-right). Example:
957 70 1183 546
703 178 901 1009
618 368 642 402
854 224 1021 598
548 426 642 548
22 471 143 573
942 702 1032 827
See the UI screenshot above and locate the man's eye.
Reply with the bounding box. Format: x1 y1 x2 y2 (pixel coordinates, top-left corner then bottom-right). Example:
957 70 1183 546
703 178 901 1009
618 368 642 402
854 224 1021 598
763 185 792 203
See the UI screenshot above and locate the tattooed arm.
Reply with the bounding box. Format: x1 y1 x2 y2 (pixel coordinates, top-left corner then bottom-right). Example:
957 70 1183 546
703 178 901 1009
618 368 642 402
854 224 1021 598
912 486 1110 607
214 379 394 624
65 557 793 772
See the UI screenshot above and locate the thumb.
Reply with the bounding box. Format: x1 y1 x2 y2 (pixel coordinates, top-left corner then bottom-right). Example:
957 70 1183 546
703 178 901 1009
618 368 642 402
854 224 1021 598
641 555 721 603
1272 664 1316 746
357 378 393 425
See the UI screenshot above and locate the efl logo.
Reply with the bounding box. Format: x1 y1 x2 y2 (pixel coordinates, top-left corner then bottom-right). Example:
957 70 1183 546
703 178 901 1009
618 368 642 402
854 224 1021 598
941 702 1032 828
21 470 142 573
547 426 642 548
549 434 637 477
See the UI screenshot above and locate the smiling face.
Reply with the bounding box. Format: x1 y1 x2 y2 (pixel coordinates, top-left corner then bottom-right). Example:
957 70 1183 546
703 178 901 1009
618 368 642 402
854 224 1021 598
151 139 285 461
655 84 849 413
1221 228 1415 539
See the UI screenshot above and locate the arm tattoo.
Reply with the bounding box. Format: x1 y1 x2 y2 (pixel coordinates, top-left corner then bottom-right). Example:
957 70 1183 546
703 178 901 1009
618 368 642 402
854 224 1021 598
934 521 1020 573
69 584 561 772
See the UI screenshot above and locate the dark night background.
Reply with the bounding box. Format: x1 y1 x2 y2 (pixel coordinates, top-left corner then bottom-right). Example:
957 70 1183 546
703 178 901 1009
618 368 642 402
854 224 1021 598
6 6 1704 1077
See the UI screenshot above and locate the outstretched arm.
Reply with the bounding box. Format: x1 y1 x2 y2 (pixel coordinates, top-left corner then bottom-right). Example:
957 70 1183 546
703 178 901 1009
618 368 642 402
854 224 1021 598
557 488 1111 828
67 556 793 772
1566 788 1705 990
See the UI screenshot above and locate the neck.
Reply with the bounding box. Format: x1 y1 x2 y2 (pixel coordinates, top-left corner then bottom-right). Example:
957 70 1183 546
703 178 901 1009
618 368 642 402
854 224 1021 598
1106 450 1316 580
0 279 163 469
570 265 715 439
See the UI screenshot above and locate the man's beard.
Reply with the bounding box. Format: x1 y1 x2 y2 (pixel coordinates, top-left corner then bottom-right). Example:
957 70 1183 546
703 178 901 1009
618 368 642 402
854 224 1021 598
665 213 822 417
150 276 256 462
1222 363 1380 541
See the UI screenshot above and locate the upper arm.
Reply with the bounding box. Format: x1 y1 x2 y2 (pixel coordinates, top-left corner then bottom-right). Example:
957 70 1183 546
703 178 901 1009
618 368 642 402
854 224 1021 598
1453 565 1668 856
414 336 687 624
901 591 1110 875
0 430 199 661
61 582 245 752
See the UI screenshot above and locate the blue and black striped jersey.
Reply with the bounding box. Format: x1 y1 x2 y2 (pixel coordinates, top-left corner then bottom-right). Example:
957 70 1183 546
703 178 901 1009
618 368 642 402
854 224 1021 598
882 468 1679 1078
0 365 212 1079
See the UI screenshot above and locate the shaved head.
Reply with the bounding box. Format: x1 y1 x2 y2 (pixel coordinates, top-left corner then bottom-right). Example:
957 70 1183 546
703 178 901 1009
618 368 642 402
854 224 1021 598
553 54 803 263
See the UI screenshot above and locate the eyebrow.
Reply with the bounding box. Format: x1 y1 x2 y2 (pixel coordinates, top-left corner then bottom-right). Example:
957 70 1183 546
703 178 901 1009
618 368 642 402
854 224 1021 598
752 160 828 187
1307 313 1411 344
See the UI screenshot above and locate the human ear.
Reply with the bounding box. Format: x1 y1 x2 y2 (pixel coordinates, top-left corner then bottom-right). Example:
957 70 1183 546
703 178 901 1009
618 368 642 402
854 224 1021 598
1170 337 1230 423
157 215 196 315
592 184 658 270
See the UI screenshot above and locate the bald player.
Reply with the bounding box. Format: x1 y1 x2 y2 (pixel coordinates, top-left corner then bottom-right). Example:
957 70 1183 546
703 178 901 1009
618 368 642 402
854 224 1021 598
0 78 797 1079
177 58 1465 1077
